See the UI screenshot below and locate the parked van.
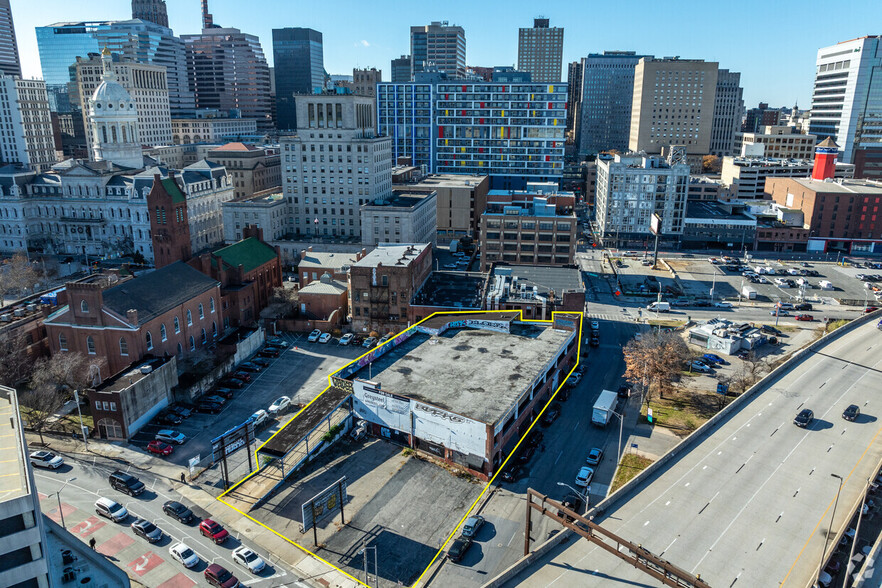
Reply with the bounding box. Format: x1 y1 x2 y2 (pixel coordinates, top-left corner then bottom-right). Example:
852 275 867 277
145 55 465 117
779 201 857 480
647 301 671 312
819 280 834 290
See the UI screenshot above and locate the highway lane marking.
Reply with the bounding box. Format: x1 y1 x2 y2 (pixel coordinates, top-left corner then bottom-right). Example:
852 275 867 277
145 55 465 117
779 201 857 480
660 537 677 556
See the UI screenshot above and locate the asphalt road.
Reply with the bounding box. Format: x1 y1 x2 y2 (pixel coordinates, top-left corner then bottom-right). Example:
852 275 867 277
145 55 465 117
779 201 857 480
33 450 306 587
507 317 882 588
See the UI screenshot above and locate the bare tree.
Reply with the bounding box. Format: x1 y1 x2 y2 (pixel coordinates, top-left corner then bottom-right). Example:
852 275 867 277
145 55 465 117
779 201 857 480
31 352 97 399
729 351 770 396
0 329 35 387
260 285 300 320
623 330 689 404
19 385 67 445
0 251 42 302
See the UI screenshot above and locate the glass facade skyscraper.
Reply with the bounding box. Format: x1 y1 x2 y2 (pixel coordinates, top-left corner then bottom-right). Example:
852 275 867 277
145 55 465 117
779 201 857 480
272 28 324 131
0 0 21 77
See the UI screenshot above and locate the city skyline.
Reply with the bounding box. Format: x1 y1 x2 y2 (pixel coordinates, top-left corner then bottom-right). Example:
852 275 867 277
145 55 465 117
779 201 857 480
8 0 881 108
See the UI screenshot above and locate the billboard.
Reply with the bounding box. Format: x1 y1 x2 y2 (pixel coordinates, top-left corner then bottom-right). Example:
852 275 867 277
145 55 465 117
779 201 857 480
211 418 255 463
650 213 661 236
302 476 347 532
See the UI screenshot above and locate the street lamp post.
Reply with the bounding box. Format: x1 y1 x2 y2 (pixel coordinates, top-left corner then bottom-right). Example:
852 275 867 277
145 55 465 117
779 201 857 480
556 481 588 505
845 477 872 583
72 390 87 447
610 409 625 467
52 477 77 529
819 473 844 582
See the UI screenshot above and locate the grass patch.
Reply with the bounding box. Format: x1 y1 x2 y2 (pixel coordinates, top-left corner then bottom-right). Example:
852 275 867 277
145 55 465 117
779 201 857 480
611 454 654 493
825 319 851 333
647 319 687 328
640 389 721 436
760 323 798 333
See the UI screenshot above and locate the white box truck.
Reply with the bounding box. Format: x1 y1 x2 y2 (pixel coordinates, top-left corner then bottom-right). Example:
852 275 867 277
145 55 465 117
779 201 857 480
647 301 670 312
742 285 757 299
592 389 618 427
819 280 834 290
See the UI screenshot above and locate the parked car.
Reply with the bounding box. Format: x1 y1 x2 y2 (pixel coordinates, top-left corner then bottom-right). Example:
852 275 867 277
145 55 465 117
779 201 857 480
525 430 543 448
339 333 354 346
251 357 271 368
761 325 783 336
199 519 229 544
196 400 223 414
222 377 245 389
586 448 603 466
203 395 227 406
131 518 163 543
566 372 582 387
794 408 814 428
617 384 631 398
238 362 262 373
541 404 561 426
590 320 599 330
795 314 814 321
29 450 64 469
250 409 269 428
558 493 584 521
158 410 183 425
795 303 813 311
714 301 733 308
232 546 266 573
702 353 726 365
461 515 484 538
163 501 193 523
95 497 128 522
589 336 599 347
378 334 393 346
213 387 235 399
147 440 174 456
319 332 332 344
109 471 145 496
516 444 537 465
447 535 473 562
843 404 861 421
500 465 528 483
155 430 187 445
267 337 287 347
170 404 193 419
231 370 251 382
575 466 594 487
690 361 713 373
257 346 280 358
307 329 321 342
268 396 291 415
771 309 790 316
204 563 239 588
169 542 200 568
362 337 378 348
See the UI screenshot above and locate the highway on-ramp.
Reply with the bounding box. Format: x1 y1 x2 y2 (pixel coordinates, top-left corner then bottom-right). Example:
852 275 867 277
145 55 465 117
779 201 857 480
507 318 882 588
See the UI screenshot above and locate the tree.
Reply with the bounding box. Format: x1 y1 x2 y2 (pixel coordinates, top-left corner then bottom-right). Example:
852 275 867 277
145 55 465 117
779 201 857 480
260 285 299 319
0 328 35 387
702 155 722 173
0 251 42 302
622 330 689 403
19 385 67 445
729 351 769 396
30 352 98 399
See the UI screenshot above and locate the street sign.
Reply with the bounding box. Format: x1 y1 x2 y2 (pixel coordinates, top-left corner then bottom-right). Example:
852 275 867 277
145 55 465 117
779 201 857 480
716 383 729 396
647 408 653 423
302 476 348 532
650 213 661 236
188 455 200 474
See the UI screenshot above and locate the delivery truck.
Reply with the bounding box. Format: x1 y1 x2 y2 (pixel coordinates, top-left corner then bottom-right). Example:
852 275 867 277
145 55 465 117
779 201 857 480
592 389 618 427
741 285 757 299
647 301 670 312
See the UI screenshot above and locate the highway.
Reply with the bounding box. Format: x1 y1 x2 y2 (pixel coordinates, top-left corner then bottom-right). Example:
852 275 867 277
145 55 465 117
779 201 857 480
506 317 882 588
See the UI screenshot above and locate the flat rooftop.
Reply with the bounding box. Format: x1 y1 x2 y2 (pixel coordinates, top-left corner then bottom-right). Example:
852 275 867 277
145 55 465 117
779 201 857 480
364 193 432 210
411 271 485 308
94 357 169 393
788 177 882 194
228 191 284 205
0 388 28 503
686 201 755 221
353 243 428 268
412 174 487 188
348 321 571 425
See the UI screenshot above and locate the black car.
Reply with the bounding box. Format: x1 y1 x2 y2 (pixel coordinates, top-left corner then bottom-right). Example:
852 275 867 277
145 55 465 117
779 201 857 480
557 492 584 521
158 410 183 425
516 444 537 465
163 500 193 523
222 377 245 389
131 518 163 543
196 401 223 414
258 347 280 358
525 430 543 448
541 405 561 426
251 357 271 368
843 404 860 421
447 535 472 562
500 465 528 483
761 325 783 336
794 408 814 428
238 362 262 373
109 471 145 496
213 387 235 399
795 303 813 311
589 336 599 347
617 384 631 398
170 404 193 419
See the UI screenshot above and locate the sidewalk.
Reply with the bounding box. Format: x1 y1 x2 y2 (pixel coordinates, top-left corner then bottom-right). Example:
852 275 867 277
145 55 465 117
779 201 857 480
28 432 361 588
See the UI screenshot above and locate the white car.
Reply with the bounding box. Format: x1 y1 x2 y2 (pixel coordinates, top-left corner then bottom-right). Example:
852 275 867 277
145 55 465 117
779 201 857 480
233 546 266 573
169 542 200 568
250 409 269 428
155 430 187 445
714 301 733 308
590 320 599 330
339 333 354 346
94 497 128 522
575 466 594 488
268 396 291 415
319 332 332 344
307 329 321 342
29 450 64 469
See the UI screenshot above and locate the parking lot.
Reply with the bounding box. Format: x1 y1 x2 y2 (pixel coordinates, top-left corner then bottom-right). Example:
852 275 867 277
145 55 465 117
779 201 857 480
130 333 368 493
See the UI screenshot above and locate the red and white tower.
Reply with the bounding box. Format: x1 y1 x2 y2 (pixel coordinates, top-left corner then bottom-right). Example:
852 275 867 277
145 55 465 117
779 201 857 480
812 137 839 180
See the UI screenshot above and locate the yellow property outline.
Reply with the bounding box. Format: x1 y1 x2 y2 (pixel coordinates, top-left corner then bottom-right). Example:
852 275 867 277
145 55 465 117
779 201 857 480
217 309 584 587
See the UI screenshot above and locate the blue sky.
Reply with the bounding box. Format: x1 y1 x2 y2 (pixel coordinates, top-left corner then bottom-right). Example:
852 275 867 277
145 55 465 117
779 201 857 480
12 0 882 108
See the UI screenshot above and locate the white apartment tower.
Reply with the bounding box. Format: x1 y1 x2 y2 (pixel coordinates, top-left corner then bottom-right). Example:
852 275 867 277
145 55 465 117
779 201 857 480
0 76 56 171
808 36 882 163
595 153 690 245
280 94 392 238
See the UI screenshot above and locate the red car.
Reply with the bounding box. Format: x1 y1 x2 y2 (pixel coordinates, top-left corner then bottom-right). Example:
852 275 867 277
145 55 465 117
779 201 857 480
795 314 814 321
147 440 173 456
865 306 879 313
199 519 229 544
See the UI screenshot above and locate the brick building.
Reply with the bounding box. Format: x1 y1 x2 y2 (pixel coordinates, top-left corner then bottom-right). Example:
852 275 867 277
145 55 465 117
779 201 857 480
298 248 365 286
349 244 432 334
44 264 223 377
147 172 192 269
206 142 281 199
297 274 348 326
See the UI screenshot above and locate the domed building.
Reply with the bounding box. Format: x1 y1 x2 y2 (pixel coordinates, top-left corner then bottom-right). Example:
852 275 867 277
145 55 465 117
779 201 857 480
88 48 143 169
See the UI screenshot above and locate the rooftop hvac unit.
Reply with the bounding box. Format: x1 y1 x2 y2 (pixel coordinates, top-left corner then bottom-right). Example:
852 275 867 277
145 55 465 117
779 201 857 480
26 304 37 312
0 314 10 322
13 308 24 317
139 364 153 375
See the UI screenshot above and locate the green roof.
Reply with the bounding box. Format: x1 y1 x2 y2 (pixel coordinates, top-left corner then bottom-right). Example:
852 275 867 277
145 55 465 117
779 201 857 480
161 178 186 204
213 237 277 274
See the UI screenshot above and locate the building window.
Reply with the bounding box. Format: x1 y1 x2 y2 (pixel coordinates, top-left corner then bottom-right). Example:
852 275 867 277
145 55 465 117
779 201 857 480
212 322 217 338
177 343 183 356
198 303 204 319
86 336 95 355
146 331 153 350
160 324 167 341
174 316 180 333
189 336 195 351
119 337 128 356
59 333 68 351
80 300 89 313
210 297 215 313
187 310 192 326
201 328 207 345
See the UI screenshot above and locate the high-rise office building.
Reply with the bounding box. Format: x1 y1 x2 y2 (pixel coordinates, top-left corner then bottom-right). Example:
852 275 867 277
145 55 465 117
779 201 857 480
36 20 193 117
517 18 563 84
578 51 651 157
743 102 783 132
629 57 719 155
353 67 381 98
272 27 324 131
709 69 745 157
0 77 56 171
565 61 582 144
279 94 392 238
391 54 411 83
183 26 273 130
74 53 172 150
0 0 20 77
410 22 466 79
378 80 567 189
131 0 168 28
809 36 882 164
